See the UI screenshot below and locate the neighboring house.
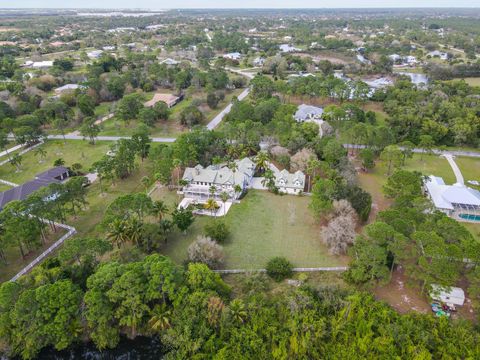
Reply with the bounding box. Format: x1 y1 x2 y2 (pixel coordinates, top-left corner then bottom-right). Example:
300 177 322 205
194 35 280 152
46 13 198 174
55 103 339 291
430 284 465 307
87 50 103 59
294 104 324 122
389 54 402 62
364 77 394 96
427 50 448 60
223 52 242 61
54 84 84 95
279 44 300 53
273 169 306 194
182 158 256 200
356 54 371 64
161 58 179 66
49 41 65 47
405 55 417 65
23 60 54 69
424 176 480 219
390 54 418 66
146 24 165 30
0 166 69 210
144 93 182 108
253 56 265 67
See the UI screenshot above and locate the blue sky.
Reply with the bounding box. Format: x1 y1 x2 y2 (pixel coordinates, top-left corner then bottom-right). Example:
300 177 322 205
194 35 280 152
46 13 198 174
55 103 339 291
2 0 479 8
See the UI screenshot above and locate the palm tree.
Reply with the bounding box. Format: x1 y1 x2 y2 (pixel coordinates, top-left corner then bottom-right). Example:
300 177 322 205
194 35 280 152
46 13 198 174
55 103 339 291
204 198 219 217
141 176 151 193
254 151 269 174
220 191 229 217
34 146 47 163
233 184 243 199
227 160 238 174
158 218 173 243
209 185 217 199
148 304 172 333
152 200 169 222
107 218 127 248
207 296 225 327
9 154 22 171
229 299 247 324
172 158 182 188
306 158 322 192
125 217 143 246
261 169 276 191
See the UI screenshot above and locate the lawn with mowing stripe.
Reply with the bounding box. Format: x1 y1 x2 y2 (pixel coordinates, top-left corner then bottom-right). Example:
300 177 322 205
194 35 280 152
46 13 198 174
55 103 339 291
152 189 346 269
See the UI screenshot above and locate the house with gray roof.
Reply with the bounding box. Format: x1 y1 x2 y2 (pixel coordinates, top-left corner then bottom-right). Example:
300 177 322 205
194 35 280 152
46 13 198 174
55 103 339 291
424 175 480 220
182 158 255 200
0 166 69 210
294 104 324 122
274 169 306 194
54 84 85 96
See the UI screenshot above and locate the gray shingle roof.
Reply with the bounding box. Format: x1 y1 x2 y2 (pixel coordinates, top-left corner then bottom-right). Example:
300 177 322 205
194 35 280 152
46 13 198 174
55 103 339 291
0 166 69 210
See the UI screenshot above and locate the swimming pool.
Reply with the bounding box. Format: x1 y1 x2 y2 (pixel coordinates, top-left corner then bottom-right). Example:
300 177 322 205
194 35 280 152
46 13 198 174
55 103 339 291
459 214 480 222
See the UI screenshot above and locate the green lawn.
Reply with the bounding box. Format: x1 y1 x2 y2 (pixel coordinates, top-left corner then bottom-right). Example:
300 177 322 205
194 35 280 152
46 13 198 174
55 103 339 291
356 153 480 240
94 102 114 117
359 153 456 191
152 189 345 269
357 153 456 217
403 154 456 184
448 77 480 87
0 140 111 185
0 229 66 283
68 162 155 238
97 88 244 138
455 156 480 187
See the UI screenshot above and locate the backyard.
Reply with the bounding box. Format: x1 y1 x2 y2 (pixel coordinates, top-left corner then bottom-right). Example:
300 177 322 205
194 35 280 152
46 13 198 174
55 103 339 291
151 188 346 269
357 153 480 238
0 140 111 185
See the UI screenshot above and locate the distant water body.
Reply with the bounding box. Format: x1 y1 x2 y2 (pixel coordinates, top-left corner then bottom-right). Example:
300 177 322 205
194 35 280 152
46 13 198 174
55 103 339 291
1 336 165 360
397 72 429 86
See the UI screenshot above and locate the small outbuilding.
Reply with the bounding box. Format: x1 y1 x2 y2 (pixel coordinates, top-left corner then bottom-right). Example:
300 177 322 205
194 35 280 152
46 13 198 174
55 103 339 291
430 284 465 307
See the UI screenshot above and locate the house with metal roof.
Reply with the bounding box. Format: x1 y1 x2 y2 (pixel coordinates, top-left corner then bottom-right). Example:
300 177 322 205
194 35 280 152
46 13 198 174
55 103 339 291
54 84 85 96
87 50 103 59
182 158 255 200
223 52 242 61
161 58 179 66
0 166 69 210
274 169 306 194
279 44 300 53
424 175 480 220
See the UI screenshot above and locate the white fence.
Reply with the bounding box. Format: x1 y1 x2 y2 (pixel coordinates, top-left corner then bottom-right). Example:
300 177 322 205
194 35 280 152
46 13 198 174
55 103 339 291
214 267 348 274
10 220 77 282
0 178 18 187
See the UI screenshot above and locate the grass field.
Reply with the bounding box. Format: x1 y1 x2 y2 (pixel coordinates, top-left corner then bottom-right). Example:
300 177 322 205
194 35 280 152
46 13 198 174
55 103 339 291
455 156 480 186
459 77 480 87
0 228 66 283
356 153 480 239
0 140 111 185
357 153 456 218
152 189 346 269
97 88 244 137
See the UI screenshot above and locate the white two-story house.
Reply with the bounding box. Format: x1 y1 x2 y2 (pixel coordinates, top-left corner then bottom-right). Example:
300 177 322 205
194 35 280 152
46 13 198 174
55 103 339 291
182 158 255 200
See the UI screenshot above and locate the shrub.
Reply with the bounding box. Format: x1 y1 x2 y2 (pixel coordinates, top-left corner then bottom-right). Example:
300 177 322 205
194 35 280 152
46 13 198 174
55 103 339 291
188 236 224 269
204 221 230 243
266 257 293 282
